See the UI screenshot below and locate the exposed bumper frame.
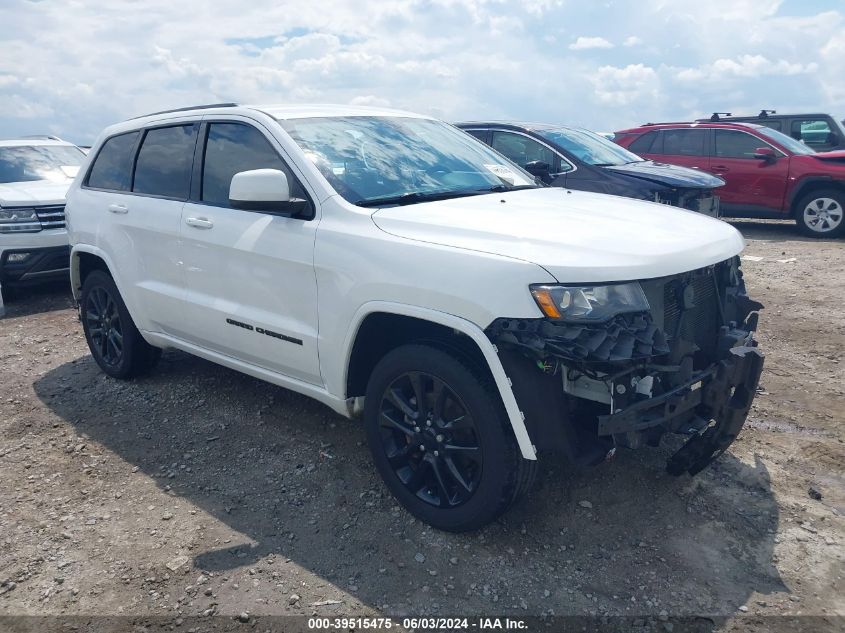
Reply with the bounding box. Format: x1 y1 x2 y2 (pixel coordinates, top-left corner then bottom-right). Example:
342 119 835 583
597 345 764 475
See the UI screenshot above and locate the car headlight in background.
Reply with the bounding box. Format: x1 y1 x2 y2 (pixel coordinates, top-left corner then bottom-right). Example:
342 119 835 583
530 282 650 322
0 207 40 233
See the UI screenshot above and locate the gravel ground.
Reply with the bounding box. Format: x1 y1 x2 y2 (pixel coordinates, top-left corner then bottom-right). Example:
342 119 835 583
0 220 843 631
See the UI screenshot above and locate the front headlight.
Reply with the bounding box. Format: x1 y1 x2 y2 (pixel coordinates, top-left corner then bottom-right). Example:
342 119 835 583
0 207 40 233
530 282 650 322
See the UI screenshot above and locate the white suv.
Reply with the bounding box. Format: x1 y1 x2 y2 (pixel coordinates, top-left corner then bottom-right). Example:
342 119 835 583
66 104 764 531
0 137 86 303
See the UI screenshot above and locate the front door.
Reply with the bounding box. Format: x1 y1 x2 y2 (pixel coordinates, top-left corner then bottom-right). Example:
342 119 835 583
708 129 790 215
179 119 322 385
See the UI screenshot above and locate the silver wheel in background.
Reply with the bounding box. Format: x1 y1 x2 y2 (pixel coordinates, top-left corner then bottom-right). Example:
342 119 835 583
803 197 843 233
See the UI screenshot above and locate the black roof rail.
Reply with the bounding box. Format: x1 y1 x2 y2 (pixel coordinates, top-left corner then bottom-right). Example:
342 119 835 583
129 103 239 120
709 112 732 122
758 109 776 118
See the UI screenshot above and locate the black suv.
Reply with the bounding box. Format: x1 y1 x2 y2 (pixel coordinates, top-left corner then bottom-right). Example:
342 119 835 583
457 122 724 216
699 111 845 153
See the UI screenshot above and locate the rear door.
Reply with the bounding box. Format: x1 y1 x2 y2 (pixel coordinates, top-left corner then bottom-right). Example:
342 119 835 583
653 128 710 171
178 117 321 384
708 129 790 215
82 123 196 334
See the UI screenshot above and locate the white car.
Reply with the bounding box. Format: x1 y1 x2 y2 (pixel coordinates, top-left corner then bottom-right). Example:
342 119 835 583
66 104 764 531
0 137 86 302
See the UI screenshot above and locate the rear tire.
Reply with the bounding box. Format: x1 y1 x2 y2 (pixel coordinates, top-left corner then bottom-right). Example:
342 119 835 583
794 189 845 238
80 270 160 379
364 344 536 532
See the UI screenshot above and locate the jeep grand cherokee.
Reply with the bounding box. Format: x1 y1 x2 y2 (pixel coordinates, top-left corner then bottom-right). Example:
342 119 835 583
66 104 764 531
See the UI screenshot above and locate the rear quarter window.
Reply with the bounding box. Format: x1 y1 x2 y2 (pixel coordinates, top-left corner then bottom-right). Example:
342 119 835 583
86 131 140 191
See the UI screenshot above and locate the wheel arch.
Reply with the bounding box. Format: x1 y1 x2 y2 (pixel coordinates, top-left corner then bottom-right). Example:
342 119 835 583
70 246 116 302
341 302 537 460
788 177 845 216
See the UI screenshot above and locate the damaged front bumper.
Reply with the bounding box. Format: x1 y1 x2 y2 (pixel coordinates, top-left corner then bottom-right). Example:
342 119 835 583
598 345 764 475
488 257 764 476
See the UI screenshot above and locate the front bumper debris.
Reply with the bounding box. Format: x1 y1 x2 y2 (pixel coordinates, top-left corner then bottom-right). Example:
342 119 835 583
597 345 764 475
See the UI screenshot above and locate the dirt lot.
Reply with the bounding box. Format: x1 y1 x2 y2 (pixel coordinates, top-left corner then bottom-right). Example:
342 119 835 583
1 220 843 631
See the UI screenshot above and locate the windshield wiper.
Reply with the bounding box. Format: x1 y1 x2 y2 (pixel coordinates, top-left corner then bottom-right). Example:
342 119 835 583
355 189 488 208
478 184 540 192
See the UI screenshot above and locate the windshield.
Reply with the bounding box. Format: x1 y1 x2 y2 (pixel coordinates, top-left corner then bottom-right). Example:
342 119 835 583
0 145 85 184
535 127 643 166
756 127 816 155
280 116 536 205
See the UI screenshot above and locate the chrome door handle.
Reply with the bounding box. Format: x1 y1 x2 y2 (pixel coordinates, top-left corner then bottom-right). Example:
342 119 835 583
108 204 129 214
185 217 214 229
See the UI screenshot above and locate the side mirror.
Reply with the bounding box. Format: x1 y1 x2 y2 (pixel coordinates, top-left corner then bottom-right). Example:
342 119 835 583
229 169 308 216
753 147 777 161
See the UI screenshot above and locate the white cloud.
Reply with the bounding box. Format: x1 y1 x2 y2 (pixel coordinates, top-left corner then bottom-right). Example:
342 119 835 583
569 36 614 50
0 0 842 142
592 64 659 106
676 55 818 82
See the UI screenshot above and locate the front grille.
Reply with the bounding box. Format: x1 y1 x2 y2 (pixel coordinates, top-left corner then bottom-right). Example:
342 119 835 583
35 204 66 230
663 269 720 358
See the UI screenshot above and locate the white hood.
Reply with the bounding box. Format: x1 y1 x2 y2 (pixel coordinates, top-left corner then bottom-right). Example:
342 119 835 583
0 179 72 207
371 188 745 283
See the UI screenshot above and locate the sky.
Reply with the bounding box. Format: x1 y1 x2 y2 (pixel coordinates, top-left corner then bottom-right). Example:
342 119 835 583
1 0 844 144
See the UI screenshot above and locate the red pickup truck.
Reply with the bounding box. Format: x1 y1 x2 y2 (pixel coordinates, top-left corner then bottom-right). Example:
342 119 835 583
614 121 845 238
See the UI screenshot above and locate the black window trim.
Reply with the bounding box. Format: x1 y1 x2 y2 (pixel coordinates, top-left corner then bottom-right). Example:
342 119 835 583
189 119 316 221
82 122 200 201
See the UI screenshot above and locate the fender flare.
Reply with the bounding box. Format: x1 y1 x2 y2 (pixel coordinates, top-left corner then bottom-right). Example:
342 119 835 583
788 176 840 211
69 244 119 302
341 301 537 460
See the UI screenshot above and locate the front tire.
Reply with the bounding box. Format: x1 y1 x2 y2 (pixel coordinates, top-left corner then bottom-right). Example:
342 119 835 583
364 344 536 532
794 189 845 238
80 270 160 379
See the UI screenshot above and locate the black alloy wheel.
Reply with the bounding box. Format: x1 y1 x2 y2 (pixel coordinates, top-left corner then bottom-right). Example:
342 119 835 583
364 344 536 532
80 270 161 379
84 285 124 367
378 371 483 508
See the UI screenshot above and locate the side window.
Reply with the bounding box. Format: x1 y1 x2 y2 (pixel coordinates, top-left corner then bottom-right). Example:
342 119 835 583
662 129 707 156
628 131 659 154
464 129 488 143
86 131 139 191
201 123 307 208
791 119 833 147
759 120 782 132
492 131 557 169
132 125 197 199
714 130 766 159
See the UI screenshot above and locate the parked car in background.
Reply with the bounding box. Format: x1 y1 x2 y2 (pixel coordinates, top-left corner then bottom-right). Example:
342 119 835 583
614 121 845 238
0 137 86 298
457 122 724 216
697 111 845 153
66 103 762 531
